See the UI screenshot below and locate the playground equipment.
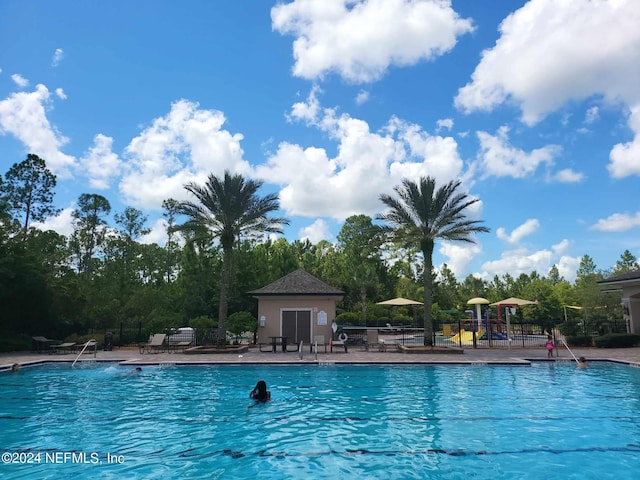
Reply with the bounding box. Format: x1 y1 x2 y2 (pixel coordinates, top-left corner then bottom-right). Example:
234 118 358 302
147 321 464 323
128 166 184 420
449 328 485 345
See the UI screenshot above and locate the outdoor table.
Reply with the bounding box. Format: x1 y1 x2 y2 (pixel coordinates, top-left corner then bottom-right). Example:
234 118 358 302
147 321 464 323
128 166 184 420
269 336 288 352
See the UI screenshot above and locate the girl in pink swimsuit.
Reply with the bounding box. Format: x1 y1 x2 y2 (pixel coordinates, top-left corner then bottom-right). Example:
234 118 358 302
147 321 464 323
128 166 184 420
546 336 554 358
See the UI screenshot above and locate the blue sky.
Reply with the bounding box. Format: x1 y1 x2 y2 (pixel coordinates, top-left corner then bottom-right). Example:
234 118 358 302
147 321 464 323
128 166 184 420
1 0 639 282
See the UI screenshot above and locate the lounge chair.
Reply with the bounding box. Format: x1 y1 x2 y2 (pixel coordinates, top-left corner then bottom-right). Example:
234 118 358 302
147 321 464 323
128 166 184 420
32 336 60 353
379 338 400 352
50 342 76 354
141 334 167 354
330 334 348 353
169 340 192 353
365 330 380 351
73 340 98 353
310 335 327 353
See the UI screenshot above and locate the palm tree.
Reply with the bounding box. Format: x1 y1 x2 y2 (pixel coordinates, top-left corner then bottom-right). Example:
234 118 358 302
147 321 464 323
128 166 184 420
177 171 288 345
377 176 489 346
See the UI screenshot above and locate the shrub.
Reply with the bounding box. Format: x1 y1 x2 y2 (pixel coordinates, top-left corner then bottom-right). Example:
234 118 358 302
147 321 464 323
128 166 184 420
391 314 410 324
594 333 640 348
189 315 216 330
558 320 581 337
336 312 361 325
228 312 257 337
565 336 593 347
75 333 105 348
0 334 31 352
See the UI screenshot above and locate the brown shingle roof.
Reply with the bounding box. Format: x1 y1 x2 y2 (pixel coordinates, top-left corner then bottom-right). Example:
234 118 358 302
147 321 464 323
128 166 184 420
599 269 640 284
249 269 344 296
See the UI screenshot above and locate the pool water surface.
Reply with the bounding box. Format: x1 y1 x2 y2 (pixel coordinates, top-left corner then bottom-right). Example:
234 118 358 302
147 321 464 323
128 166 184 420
1 362 639 479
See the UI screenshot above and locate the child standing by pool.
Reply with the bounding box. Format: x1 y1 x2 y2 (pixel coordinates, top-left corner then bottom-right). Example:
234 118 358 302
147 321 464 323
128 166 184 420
546 336 554 358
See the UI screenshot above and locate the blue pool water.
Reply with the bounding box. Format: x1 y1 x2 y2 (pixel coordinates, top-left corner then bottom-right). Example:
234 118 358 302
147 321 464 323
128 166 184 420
1 362 639 479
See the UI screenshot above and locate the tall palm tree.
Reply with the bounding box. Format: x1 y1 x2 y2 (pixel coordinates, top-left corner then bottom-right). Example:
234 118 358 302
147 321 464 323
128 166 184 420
177 171 288 345
377 176 489 346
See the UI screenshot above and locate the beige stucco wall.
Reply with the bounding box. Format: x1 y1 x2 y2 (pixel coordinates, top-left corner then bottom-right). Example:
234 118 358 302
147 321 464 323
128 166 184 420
621 286 640 334
255 295 343 344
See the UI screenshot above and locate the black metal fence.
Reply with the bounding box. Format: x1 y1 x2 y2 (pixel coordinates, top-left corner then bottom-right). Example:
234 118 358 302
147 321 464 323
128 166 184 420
341 316 628 350
84 316 628 350
83 324 244 348
433 320 548 349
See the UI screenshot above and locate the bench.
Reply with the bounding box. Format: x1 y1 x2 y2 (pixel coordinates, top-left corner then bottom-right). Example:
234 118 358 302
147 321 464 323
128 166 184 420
259 342 274 352
259 339 299 352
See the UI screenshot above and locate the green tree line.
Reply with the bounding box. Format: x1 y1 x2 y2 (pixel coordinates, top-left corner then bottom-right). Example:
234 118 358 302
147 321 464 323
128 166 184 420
0 155 635 348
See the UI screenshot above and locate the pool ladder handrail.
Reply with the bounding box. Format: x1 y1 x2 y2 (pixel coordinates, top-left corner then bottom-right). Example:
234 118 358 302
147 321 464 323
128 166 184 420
71 339 97 367
298 340 304 360
560 338 579 363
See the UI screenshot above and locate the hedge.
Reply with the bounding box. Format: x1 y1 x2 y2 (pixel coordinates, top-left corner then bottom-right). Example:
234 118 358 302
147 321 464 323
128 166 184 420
565 336 593 347
594 333 640 348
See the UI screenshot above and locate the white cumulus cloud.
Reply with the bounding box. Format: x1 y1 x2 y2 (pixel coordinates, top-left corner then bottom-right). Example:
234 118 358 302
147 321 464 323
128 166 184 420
438 241 481 279
436 118 453 132
80 134 122 189
52 48 64 67
0 84 76 176
272 0 474 83
299 219 333 243
552 168 584 183
31 207 75 237
120 99 251 209
11 74 29 88
552 239 570 255
455 0 640 125
355 89 370 105
584 106 599 124
140 218 169 246
476 126 560 179
496 219 540 244
591 212 640 232
608 104 640 178
256 89 467 221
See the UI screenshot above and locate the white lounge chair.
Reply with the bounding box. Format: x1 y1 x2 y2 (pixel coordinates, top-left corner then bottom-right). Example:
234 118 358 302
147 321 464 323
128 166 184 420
50 342 76 354
330 334 348 353
365 330 380 351
141 334 167 354
310 335 327 353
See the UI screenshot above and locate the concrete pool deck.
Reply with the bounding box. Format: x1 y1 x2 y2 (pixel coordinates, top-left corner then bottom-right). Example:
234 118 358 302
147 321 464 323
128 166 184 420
2 345 640 369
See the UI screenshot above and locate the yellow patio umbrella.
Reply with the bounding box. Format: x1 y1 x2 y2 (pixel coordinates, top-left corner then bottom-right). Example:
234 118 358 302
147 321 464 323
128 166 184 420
563 305 583 322
376 297 423 306
376 297 422 328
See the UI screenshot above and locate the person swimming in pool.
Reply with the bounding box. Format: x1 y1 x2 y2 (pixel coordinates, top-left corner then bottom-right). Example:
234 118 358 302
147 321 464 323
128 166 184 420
11 363 20 372
123 366 142 376
250 380 271 401
577 356 588 368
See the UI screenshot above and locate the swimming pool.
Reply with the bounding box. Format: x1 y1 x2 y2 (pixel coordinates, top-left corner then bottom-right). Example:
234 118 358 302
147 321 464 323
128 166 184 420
1 362 639 479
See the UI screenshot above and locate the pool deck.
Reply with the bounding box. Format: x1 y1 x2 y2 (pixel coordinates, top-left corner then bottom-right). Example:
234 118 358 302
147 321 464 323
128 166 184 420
2 345 640 370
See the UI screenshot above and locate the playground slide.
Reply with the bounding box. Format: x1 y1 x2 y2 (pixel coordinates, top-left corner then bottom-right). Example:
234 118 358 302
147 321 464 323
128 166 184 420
449 329 485 345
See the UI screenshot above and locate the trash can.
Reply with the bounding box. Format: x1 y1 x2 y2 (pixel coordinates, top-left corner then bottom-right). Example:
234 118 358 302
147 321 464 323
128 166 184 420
104 332 113 351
